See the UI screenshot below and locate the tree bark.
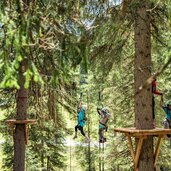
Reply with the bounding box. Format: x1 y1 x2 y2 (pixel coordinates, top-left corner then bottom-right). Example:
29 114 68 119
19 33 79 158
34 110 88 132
14 0 29 169
14 59 28 171
134 0 154 171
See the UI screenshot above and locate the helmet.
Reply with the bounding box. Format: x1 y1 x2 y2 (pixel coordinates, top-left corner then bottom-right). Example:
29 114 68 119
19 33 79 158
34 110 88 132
102 107 107 113
167 101 171 107
152 73 157 81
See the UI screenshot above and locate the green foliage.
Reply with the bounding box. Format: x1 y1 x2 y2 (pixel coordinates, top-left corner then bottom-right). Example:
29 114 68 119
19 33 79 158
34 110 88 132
0 0 171 171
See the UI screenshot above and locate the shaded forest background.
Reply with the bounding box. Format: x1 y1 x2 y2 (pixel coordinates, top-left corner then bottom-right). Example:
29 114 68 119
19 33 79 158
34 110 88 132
0 0 171 170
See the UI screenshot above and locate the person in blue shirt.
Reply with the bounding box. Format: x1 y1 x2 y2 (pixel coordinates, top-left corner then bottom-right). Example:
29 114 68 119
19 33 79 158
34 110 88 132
73 100 90 142
160 96 171 137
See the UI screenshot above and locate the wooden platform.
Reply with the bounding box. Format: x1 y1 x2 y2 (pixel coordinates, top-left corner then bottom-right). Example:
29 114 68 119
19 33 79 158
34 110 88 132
6 119 37 125
114 127 171 137
114 127 171 171
6 119 37 145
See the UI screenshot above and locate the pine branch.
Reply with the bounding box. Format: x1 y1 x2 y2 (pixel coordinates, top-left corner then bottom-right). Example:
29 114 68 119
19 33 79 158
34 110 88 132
135 56 171 96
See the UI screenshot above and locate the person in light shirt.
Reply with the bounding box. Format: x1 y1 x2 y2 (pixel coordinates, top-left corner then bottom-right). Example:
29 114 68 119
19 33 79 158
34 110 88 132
97 107 111 143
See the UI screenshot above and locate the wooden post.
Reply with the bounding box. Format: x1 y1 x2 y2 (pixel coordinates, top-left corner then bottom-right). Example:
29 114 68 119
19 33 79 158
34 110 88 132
154 135 164 167
127 135 135 159
134 137 146 171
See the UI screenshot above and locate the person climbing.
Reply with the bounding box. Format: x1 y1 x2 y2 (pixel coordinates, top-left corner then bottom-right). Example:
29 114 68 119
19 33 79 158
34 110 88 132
73 99 90 142
152 78 163 128
97 107 111 143
152 78 163 95
160 96 171 147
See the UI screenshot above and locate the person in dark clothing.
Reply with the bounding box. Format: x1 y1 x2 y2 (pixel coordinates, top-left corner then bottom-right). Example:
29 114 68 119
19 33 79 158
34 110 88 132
152 78 163 128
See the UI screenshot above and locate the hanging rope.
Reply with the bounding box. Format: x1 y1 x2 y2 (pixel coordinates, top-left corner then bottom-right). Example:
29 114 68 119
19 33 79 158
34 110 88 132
98 91 102 171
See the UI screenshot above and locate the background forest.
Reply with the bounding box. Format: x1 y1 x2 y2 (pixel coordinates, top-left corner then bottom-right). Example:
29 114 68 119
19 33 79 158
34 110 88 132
0 0 171 171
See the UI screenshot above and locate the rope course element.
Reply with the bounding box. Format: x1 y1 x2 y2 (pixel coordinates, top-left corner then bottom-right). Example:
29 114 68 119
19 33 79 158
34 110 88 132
6 119 37 145
114 128 171 171
98 91 105 171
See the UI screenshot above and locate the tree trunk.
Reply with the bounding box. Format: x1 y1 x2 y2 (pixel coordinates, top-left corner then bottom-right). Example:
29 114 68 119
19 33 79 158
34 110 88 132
14 59 28 171
134 0 154 171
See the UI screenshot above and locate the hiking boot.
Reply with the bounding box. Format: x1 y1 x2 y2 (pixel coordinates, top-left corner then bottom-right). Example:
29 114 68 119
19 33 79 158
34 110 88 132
73 135 77 139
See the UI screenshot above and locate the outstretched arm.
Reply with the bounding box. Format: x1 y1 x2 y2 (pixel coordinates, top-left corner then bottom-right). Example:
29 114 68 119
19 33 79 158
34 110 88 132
160 95 164 108
79 100 82 108
97 108 102 116
153 89 163 95
83 105 86 118
77 100 82 112
152 80 163 95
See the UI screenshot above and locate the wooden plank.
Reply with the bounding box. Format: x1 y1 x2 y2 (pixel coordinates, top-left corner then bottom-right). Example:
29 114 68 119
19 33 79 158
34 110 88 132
6 119 37 125
114 128 171 136
126 134 135 160
12 127 15 144
114 128 171 134
154 135 164 167
134 137 145 171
